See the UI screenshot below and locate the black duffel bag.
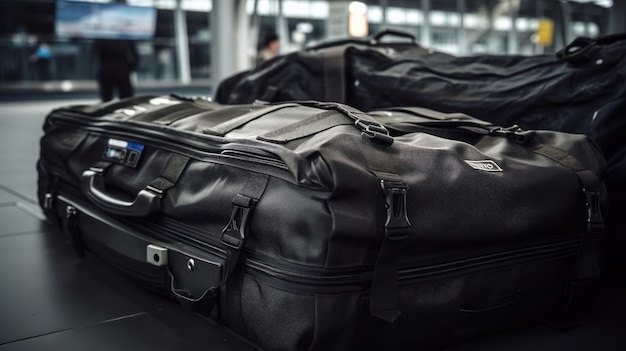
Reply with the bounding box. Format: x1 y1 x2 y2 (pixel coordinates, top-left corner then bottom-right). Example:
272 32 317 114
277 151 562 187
214 31 626 273
39 95 606 350
214 29 453 107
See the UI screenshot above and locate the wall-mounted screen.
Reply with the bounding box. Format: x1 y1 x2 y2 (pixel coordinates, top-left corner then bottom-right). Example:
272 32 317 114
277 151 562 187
55 0 156 40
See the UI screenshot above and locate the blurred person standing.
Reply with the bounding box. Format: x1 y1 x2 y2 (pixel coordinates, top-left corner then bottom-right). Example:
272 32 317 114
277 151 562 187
94 39 139 102
256 32 280 67
30 42 52 81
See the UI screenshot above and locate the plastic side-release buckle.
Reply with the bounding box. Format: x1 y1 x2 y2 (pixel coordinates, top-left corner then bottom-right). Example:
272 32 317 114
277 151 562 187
381 180 411 240
220 204 251 250
355 119 394 146
488 125 535 144
583 189 604 233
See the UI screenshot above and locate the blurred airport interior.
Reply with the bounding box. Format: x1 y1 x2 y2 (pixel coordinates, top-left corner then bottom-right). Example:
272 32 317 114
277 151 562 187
0 0 624 97
1 2 626 350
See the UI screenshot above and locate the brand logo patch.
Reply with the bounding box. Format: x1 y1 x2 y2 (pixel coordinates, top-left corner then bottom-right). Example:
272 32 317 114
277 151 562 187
465 160 503 172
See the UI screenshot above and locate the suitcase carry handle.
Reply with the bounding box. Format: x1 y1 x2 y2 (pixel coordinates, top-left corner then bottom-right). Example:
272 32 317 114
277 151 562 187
557 33 626 64
308 29 419 51
278 101 394 145
82 168 162 217
370 29 416 45
372 107 535 144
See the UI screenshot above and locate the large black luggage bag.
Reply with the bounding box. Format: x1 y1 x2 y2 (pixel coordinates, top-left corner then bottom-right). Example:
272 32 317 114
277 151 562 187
214 29 452 110
214 31 626 272
38 95 606 351
214 31 624 137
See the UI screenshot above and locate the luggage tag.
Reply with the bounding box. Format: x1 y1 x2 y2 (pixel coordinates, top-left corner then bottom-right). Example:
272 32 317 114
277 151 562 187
103 138 144 168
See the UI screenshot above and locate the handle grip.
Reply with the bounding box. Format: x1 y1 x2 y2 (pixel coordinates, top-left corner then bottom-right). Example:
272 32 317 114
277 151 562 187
282 101 394 145
81 168 161 217
370 29 416 45
307 29 418 51
372 108 535 144
557 33 626 64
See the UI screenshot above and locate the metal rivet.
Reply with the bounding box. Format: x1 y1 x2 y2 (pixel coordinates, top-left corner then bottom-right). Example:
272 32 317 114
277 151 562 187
187 258 195 272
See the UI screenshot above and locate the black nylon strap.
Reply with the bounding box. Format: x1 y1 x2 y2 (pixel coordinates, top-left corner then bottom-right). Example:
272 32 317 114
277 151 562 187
275 101 394 145
148 154 190 192
530 141 604 322
257 110 351 143
531 143 586 171
131 103 194 123
531 143 603 276
379 106 490 125
369 169 409 323
221 172 270 280
220 172 270 335
531 143 604 233
238 172 271 203
322 46 347 103
364 153 409 323
202 103 299 136
370 237 403 323
260 85 279 102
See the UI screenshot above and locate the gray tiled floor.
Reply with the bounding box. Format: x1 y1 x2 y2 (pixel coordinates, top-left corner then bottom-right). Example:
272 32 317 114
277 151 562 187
0 97 624 350
0 98 258 351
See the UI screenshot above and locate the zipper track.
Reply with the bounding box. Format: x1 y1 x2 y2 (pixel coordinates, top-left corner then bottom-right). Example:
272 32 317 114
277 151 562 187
55 181 227 259
128 216 227 257
397 239 579 281
54 182 581 294
48 112 290 171
247 259 365 285
244 239 579 291
56 190 229 266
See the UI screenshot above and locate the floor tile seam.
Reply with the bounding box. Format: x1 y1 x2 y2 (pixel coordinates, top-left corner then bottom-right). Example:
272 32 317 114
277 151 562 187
14 202 46 220
0 230 44 239
0 312 148 346
0 184 37 204
0 201 46 221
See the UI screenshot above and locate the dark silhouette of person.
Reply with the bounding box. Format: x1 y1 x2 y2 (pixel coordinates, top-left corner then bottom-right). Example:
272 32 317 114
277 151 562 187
256 32 280 67
94 39 139 102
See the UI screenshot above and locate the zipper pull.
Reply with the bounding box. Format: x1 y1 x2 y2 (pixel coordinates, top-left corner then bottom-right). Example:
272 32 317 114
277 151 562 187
65 205 76 221
44 193 54 212
42 176 59 219
64 205 85 258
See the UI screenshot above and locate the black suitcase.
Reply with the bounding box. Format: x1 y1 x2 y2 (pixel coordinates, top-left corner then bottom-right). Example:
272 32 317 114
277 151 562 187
38 95 606 351
214 31 626 273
